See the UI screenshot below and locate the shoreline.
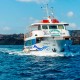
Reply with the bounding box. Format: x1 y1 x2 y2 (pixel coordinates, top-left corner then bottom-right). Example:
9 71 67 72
0 30 80 45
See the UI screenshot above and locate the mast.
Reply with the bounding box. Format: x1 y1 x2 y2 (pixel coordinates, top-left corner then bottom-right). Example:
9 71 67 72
41 4 52 23
51 7 54 18
43 4 54 18
41 4 49 18
45 4 49 18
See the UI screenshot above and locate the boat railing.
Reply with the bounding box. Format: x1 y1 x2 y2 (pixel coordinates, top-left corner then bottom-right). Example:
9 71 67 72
24 32 32 39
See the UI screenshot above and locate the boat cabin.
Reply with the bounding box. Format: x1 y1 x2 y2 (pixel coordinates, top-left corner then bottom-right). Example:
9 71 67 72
30 23 69 31
29 18 69 32
29 23 69 36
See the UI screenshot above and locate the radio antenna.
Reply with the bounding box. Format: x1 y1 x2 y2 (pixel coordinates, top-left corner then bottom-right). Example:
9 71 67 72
46 4 49 17
41 4 49 18
51 7 54 18
41 4 55 19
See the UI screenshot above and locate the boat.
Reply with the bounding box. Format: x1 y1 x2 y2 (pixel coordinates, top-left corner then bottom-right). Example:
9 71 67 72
23 5 72 54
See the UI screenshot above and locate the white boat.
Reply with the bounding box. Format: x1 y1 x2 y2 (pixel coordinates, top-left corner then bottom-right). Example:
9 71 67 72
23 6 72 54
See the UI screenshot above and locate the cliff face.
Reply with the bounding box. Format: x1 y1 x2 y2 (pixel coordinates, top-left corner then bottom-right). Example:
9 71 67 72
0 30 80 45
70 30 80 45
0 34 24 45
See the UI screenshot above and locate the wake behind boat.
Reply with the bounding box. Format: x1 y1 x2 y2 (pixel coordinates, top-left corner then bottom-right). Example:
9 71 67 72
23 5 72 55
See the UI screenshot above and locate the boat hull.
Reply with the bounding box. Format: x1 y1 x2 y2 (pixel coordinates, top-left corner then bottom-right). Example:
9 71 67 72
24 37 72 52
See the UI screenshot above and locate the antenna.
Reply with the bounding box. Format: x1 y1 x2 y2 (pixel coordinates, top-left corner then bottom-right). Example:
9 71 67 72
41 4 49 18
51 7 54 18
41 4 54 19
46 4 49 17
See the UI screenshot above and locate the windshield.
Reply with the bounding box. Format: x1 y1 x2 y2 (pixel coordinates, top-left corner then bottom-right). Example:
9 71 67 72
58 25 64 29
49 25 57 29
42 25 48 29
31 25 40 31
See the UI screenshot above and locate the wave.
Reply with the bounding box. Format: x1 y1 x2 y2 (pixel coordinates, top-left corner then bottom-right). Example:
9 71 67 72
0 47 65 57
0 45 80 57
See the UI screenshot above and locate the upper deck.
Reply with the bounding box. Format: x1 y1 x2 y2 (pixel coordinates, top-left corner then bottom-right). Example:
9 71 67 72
30 22 69 31
24 5 70 40
31 18 69 27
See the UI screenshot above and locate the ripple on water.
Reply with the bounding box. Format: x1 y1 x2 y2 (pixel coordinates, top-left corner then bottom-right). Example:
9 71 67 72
0 45 80 80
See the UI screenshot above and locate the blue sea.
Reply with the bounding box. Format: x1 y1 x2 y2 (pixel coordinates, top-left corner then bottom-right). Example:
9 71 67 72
0 45 80 80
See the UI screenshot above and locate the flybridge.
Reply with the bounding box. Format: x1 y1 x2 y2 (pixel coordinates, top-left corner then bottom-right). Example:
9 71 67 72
31 16 69 26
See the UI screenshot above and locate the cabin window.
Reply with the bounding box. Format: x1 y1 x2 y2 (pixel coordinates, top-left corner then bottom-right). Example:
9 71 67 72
25 40 32 46
49 25 57 29
38 25 41 30
42 25 48 29
25 39 36 46
31 27 38 31
58 25 64 29
31 25 38 31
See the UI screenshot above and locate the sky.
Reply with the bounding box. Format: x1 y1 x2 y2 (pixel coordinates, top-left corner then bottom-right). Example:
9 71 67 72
0 0 80 34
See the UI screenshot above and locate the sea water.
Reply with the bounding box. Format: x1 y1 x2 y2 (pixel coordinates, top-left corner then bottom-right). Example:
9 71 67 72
0 45 80 80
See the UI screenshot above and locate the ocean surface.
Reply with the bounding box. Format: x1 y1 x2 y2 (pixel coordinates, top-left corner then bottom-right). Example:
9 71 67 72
0 45 80 80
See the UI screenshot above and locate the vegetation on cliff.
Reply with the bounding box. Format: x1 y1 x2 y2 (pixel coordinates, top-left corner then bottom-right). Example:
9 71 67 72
70 30 80 45
0 34 24 45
